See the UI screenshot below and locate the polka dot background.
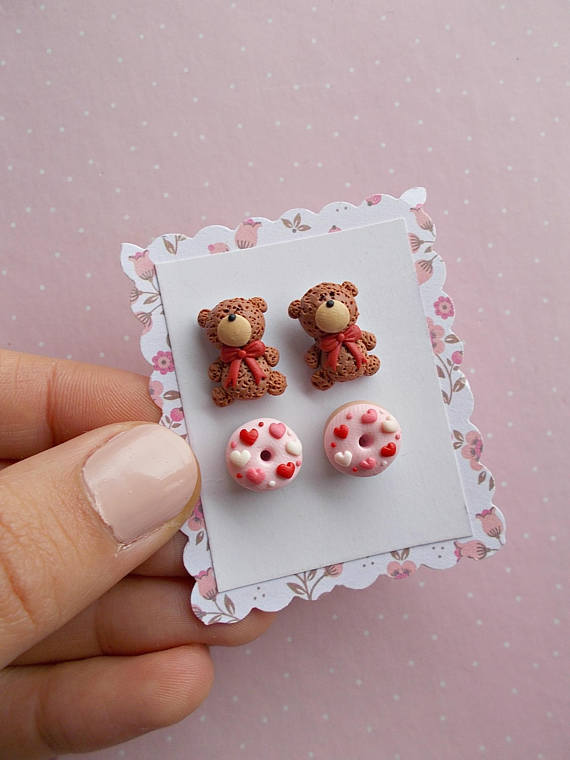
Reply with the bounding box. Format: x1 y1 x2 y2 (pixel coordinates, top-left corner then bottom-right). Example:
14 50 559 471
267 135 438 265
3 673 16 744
1 2 568 759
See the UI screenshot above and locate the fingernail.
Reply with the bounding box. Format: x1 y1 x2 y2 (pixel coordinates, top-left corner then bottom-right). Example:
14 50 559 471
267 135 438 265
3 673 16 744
83 424 198 543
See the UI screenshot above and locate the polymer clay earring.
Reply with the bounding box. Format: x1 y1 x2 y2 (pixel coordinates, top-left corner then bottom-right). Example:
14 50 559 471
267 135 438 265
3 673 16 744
197 297 287 407
226 418 303 491
288 281 380 390
323 402 401 477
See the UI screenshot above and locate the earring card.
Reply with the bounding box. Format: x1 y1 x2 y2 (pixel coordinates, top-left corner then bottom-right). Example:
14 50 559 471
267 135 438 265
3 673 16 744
155 219 471 591
121 188 505 623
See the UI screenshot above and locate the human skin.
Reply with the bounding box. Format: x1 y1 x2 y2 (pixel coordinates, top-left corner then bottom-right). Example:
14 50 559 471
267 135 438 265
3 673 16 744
0 350 275 758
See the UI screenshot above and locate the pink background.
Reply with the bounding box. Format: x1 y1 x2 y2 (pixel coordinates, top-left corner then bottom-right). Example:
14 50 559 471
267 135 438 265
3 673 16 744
1 2 568 759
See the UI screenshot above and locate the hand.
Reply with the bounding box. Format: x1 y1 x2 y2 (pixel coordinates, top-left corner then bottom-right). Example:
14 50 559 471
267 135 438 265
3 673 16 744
0 350 274 758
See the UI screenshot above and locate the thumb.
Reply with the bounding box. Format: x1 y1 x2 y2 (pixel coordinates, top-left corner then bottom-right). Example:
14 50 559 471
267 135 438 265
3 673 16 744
0 422 200 666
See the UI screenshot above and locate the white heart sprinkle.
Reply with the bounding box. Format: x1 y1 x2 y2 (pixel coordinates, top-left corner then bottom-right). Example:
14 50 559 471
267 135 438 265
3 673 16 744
334 450 352 467
286 439 302 456
381 418 399 433
268 480 276 487
229 449 251 467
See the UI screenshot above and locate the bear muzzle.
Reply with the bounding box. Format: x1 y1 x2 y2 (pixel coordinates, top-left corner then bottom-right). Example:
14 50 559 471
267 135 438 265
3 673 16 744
315 299 350 333
217 313 252 346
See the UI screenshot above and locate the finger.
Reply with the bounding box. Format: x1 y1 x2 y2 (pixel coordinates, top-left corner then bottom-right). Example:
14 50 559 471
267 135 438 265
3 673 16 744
0 349 160 460
133 531 187 577
0 645 213 758
16 577 276 664
0 422 199 666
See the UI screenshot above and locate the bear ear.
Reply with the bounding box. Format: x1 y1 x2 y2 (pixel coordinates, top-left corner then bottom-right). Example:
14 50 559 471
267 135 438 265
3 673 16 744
197 308 211 328
248 296 267 313
341 280 359 297
288 299 302 319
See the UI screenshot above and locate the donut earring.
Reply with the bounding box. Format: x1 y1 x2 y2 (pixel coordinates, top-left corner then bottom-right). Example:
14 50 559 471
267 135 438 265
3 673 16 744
323 402 401 477
226 418 303 491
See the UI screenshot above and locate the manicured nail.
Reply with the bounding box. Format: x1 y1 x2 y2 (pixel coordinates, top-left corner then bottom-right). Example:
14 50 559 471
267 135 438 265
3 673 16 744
83 424 198 543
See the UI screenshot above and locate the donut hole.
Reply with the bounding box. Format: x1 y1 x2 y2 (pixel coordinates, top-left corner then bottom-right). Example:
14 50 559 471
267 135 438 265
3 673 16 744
260 449 273 462
358 433 375 448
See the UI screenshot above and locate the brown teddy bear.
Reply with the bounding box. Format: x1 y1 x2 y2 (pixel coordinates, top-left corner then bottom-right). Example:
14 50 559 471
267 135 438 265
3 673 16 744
288 280 380 390
198 296 287 407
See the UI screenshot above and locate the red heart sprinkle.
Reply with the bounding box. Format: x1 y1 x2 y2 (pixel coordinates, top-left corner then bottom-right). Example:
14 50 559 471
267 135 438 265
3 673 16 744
236 473 243 479
330 442 337 448
276 462 295 479
381 442 397 457
334 424 349 439
239 428 258 446
352 466 358 472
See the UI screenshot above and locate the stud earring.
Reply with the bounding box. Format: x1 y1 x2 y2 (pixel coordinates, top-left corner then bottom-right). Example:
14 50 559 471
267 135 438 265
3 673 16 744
197 296 287 407
323 402 401 477
288 280 380 390
226 418 303 492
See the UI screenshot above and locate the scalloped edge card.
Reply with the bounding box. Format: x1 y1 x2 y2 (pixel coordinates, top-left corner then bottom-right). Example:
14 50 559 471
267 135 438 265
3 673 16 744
121 188 506 624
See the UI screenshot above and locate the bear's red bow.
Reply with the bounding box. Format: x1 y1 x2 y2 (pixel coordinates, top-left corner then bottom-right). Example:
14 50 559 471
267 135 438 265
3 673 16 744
318 325 366 371
220 340 266 388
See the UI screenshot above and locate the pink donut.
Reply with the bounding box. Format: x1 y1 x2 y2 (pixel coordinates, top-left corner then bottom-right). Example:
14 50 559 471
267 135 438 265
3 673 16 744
323 401 401 477
226 417 303 492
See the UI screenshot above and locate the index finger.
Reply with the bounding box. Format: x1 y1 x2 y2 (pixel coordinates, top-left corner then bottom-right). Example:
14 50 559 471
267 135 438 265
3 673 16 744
0 350 160 459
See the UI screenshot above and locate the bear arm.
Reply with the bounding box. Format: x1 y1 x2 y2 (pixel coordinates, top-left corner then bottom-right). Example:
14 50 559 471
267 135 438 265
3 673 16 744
361 331 377 350
208 360 224 382
304 345 320 368
264 346 280 366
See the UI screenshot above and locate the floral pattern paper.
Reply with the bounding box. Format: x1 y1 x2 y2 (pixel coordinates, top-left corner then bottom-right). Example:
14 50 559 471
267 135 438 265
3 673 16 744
120 187 506 624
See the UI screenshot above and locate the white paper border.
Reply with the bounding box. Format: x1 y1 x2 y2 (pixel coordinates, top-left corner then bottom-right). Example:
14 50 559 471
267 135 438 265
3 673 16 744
120 188 506 624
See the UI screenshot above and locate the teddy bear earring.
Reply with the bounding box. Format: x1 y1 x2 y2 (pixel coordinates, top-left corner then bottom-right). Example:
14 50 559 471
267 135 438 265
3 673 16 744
197 296 287 407
288 281 380 390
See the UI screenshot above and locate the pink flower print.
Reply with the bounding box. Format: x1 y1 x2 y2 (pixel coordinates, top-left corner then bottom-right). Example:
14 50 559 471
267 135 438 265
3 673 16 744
427 317 445 355
454 540 490 561
196 568 217 600
208 242 230 254
149 379 164 408
328 225 342 233
188 500 205 532
152 350 175 375
170 407 184 422
476 507 504 543
415 255 437 284
461 431 483 471
129 250 155 280
410 204 434 232
324 563 343 577
434 296 454 320
192 605 205 620
235 219 261 249
451 350 463 366
387 560 417 579
366 193 382 206
415 264 429 285
408 233 422 253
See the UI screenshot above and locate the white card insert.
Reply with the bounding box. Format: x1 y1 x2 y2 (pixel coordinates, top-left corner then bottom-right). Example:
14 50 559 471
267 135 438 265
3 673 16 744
156 219 472 592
